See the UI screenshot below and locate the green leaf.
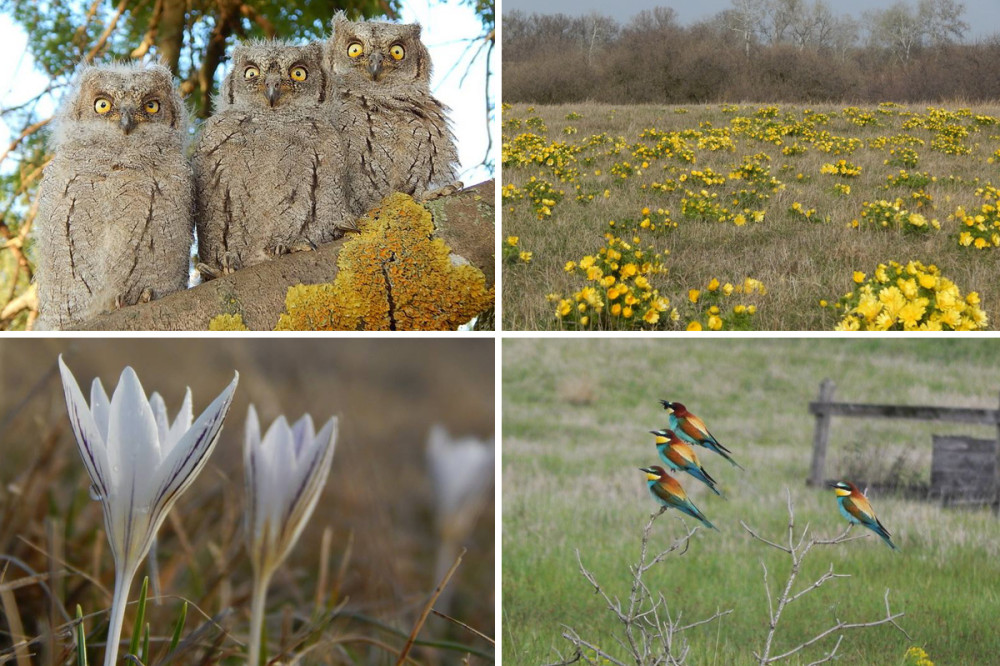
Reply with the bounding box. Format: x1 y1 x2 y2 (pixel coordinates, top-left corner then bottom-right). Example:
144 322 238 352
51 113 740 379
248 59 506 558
127 576 149 658
75 604 88 666
168 601 188 654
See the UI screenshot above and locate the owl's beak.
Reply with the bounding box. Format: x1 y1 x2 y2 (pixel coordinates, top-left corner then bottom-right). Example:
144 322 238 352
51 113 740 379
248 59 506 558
367 51 383 80
265 81 281 107
119 110 136 135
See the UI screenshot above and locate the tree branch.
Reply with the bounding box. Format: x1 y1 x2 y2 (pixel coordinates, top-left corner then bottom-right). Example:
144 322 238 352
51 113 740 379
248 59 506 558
60 181 494 331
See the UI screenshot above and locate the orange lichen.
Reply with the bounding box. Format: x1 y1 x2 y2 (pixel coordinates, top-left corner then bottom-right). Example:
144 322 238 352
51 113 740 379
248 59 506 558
275 193 494 330
208 313 249 330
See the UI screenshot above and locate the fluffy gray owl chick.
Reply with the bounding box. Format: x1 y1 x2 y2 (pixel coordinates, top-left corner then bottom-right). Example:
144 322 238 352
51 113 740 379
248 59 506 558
193 40 350 278
34 61 193 330
327 12 461 217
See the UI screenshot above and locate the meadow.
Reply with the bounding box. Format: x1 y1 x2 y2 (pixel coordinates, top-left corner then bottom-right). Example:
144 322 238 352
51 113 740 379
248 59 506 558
503 338 1000 665
0 339 494 664
501 102 1000 331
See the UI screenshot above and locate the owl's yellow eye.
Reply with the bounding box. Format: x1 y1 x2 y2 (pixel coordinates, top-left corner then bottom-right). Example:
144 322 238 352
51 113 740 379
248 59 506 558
389 44 405 61
144 100 160 114
290 66 307 81
347 42 363 58
244 66 260 80
94 98 112 114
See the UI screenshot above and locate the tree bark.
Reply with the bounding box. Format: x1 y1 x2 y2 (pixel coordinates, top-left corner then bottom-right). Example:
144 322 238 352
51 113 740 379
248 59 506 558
71 181 495 331
155 0 187 74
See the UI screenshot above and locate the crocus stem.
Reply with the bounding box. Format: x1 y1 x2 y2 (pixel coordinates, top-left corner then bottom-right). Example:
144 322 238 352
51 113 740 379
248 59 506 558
104 568 136 666
248 569 273 666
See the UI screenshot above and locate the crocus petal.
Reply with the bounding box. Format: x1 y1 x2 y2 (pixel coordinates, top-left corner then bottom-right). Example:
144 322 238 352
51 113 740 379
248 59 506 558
90 377 111 444
291 414 315 457
426 425 494 531
244 405 264 555
58 357 111 501
155 373 239 517
149 392 172 448
108 366 163 488
277 416 337 566
168 387 194 445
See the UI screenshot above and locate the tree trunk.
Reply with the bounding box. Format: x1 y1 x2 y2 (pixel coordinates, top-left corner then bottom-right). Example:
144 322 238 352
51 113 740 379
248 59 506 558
155 0 187 74
70 181 495 331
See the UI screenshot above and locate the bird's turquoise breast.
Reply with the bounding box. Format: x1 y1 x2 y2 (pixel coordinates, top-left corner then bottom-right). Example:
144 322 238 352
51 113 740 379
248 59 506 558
837 497 860 524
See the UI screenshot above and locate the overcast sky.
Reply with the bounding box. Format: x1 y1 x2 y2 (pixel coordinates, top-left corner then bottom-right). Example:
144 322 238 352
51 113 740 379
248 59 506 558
502 0 999 40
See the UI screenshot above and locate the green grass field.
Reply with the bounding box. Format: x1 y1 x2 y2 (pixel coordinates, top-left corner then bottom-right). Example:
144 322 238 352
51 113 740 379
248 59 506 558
503 338 1000 665
502 102 1000 331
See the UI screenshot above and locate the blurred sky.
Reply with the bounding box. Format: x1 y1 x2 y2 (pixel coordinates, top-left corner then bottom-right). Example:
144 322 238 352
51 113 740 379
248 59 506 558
503 0 998 40
0 0 495 184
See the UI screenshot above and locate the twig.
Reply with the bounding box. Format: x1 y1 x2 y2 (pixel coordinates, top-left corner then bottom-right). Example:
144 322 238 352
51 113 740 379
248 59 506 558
393 547 465 666
742 489 909 665
431 609 495 645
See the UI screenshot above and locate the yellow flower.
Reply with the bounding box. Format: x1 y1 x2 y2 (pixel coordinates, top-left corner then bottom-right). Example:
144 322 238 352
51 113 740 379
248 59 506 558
643 309 660 324
709 305 720 315
641 207 650 216
899 300 927 328
506 236 519 246
622 306 633 318
722 283 734 296
689 289 700 304
564 261 577 272
734 304 746 314
634 276 650 290
611 303 622 316
556 300 572 317
519 251 532 263
708 278 720 291
853 271 866 284
708 315 723 330
601 275 616 288
587 266 604 281
687 321 702 331
747 305 757 314
579 256 595 270
580 315 589 326
918 273 936 289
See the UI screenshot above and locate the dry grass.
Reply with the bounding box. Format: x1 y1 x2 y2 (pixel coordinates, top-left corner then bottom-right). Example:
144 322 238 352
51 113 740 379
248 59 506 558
502 101 1000 330
0 339 494 664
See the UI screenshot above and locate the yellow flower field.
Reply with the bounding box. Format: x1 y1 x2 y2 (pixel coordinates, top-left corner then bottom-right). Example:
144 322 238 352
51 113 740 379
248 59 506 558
502 102 1000 330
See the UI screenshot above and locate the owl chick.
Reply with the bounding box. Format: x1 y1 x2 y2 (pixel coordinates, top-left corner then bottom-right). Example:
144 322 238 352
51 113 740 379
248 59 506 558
326 12 461 217
34 61 193 330
193 40 351 278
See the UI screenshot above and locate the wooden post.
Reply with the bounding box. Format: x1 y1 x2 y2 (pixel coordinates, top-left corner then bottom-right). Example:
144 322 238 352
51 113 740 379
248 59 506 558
808 378 836 487
995 391 1000 514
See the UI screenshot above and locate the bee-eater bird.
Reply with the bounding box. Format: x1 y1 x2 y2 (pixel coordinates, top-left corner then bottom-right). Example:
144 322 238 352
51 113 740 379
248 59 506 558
826 481 898 550
650 429 723 497
640 466 718 530
660 400 744 470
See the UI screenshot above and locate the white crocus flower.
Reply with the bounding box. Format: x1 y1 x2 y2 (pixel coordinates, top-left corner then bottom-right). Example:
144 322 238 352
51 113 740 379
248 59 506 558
58 356 238 666
426 425 494 613
244 405 338 666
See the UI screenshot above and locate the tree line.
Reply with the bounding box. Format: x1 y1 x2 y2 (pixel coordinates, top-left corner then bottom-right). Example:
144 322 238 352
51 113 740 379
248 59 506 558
503 0 1000 104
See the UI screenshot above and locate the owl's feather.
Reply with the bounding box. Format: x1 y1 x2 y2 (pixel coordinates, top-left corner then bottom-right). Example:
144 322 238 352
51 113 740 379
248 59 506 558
34 61 193 330
326 13 460 217
193 40 352 276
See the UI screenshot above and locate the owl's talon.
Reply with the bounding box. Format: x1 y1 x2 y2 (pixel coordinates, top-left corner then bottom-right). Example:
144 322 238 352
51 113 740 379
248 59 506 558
270 239 316 257
114 294 124 309
139 288 153 303
221 252 241 274
421 181 464 203
197 262 222 281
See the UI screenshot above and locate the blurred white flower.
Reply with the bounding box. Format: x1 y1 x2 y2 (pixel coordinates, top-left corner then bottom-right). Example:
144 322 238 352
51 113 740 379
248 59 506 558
244 405 337 666
427 425 494 541
426 424 493 613
58 356 238 666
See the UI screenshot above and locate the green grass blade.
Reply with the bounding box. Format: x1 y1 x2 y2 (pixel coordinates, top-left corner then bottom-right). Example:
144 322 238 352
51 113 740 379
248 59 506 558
75 604 88 666
128 576 149 658
141 622 149 663
168 601 188 654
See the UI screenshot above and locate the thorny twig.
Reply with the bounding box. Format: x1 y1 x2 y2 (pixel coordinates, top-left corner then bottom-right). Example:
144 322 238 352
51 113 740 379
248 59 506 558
741 489 910 665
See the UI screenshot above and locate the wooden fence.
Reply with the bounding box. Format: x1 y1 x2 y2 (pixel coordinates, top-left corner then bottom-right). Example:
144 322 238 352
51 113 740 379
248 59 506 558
807 378 1000 505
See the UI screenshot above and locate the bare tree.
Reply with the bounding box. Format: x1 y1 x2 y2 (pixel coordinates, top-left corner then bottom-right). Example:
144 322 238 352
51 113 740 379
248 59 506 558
741 490 911 665
545 509 731 666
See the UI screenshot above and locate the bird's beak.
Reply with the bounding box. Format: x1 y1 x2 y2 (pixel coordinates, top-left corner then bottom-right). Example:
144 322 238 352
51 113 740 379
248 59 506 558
265 81 281 108
368 51 383 79
825 481 839 489
119 109 136 135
